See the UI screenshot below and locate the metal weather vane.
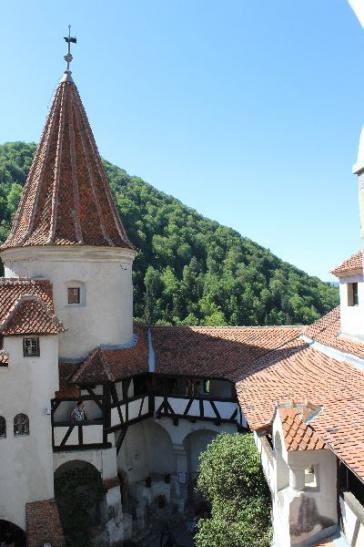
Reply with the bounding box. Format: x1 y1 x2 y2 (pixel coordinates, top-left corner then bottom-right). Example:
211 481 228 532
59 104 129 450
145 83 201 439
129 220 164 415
64 25 77 71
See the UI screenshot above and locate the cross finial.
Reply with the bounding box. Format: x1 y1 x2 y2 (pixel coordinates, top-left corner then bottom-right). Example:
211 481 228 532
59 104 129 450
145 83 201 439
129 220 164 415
64 25 77 72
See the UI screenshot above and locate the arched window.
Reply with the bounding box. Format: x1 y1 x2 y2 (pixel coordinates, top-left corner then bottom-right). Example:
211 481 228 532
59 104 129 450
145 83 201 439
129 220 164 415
0 417 6 438
14 414 29 436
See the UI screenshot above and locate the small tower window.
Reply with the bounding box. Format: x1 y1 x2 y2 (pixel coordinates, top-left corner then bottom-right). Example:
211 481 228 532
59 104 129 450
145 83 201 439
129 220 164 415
68 287 81 305
304 465 318 489
14 413 29 436
23 337 40 357
348 282 359 306
0 416 6 438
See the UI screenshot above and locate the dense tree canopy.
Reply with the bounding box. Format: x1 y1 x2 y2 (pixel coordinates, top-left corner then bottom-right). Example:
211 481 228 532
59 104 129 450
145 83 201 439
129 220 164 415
196 432 272 547
0 142 338 325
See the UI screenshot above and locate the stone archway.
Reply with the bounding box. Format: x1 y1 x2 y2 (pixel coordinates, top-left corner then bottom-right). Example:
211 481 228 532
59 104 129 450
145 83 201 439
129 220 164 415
0 520 26 547
54 460 106 547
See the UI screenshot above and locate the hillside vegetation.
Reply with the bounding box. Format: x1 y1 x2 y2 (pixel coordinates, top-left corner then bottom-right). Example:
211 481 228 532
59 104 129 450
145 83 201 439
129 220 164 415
0 142 338 325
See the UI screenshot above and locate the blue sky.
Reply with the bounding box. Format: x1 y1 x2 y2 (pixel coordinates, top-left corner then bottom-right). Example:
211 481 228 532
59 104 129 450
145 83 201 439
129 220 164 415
0 0 363 280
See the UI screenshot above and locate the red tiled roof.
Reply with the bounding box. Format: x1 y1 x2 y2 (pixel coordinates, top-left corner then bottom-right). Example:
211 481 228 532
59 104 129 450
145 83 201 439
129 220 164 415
305 306 364 360
2 295 64 335
278 406 326 451
56 363 81 398
331 250 362 276
236 337 364 481
0 278 64 335
70 324 149 383
1 72 133 251
26 498 66 547
152 325 302 379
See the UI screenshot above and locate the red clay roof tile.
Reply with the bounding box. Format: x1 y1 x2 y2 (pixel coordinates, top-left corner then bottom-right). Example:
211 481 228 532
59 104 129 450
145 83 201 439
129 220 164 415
1 74 133 251
0 278 64 335
305 306 364 360
152 325 301 379
236 334 364 481
278 406 326 451
331 250 362 276
70 324 149 383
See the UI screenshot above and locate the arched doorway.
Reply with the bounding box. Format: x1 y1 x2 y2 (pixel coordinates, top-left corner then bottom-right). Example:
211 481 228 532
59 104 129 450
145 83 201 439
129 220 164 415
54 460 105 547
0 520 26 547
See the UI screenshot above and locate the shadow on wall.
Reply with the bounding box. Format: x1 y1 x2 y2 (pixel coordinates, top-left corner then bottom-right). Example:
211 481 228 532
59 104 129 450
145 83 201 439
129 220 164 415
290 495 335 539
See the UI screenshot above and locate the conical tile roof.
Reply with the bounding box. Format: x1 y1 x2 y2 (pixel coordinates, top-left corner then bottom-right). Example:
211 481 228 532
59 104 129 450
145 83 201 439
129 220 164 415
2 72 133 250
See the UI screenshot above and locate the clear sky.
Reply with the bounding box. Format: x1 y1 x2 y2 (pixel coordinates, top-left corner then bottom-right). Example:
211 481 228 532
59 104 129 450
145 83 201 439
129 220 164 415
0 0 363 281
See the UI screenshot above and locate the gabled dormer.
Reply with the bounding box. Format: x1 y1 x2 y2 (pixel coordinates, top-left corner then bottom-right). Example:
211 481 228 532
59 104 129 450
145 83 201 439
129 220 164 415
331 250 364 340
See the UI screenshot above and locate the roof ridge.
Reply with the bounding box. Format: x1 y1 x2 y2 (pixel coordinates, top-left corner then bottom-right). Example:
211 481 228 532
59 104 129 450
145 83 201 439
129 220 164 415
152 325 302 330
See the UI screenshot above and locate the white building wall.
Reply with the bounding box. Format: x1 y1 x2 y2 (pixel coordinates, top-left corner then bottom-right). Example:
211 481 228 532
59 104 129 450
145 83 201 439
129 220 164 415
53 446 118 481
2 246 135 359
339 273 364 340
0 335 59 530
117 417 237 484
339 493 364 546
270 416 338 547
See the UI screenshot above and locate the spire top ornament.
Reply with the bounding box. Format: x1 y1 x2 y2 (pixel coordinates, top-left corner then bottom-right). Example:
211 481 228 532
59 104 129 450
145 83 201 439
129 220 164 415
64 25 77 72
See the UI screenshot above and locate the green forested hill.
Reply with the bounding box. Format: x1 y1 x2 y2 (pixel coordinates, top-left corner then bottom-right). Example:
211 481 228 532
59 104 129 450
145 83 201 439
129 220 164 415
0 142 338 326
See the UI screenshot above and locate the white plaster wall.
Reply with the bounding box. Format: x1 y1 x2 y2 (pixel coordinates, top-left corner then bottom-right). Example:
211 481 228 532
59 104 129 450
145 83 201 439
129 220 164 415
117 419 176 484
0 335 59 530
2 246 135 359
254 433 275 493
339 273 364 340
54 446 118 480
288 449 338 532
340 494 364 546
271 416 338 546
117 418 236 484
157 416 237 448
183 430 217 473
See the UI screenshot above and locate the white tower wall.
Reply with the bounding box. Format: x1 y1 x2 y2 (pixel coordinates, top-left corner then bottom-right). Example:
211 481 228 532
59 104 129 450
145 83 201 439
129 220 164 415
1 246 135 360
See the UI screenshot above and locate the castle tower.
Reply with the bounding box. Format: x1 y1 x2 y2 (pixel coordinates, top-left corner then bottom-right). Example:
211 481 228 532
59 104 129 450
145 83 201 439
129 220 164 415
0 53 136 359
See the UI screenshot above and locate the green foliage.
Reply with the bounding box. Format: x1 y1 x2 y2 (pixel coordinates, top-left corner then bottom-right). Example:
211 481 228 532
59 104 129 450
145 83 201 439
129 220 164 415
54 462 106 547
196 433 272 547
0 142 338 325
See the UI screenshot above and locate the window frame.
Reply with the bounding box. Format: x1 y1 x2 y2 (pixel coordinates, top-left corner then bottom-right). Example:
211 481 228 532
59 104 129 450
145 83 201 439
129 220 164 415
304 464 319 491
14 413 29 436
23 337 40 358
67 287 81 305
65 281 85 307
348 282 359 307
0 416 6 439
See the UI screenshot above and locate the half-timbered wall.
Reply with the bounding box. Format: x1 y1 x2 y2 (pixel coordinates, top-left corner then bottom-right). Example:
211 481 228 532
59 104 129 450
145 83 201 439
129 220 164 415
51 374 245 454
